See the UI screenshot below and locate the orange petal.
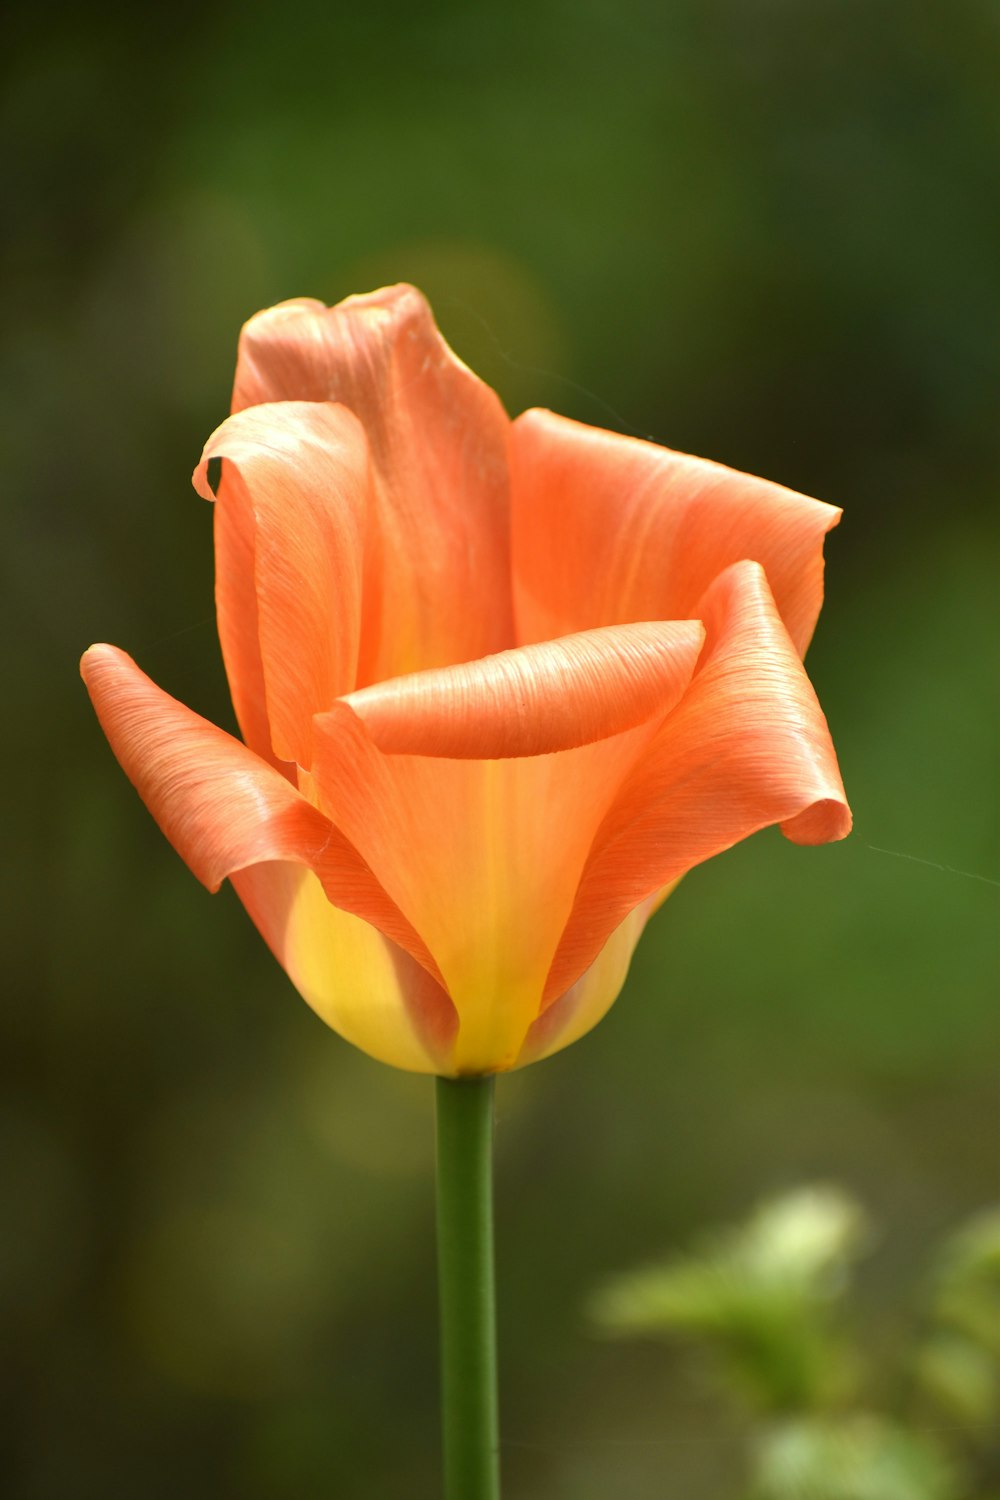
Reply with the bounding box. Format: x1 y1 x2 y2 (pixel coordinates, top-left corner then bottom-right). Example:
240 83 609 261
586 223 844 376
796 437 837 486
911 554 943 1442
230 285 515 681
545 561 851 1002
79 644 442 989
193 402 372 769
311 623 705 1073
207 450 281 771
342 620 705 757
511 409 841 657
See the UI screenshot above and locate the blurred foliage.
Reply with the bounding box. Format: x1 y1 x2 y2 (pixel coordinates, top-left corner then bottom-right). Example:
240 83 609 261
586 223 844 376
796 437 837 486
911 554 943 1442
751 1418 958 1500
929 1210 1000 1357
914 1209 1000 1438
590 1187 868 1410
592 1188 1000 1498
2 0 997 1495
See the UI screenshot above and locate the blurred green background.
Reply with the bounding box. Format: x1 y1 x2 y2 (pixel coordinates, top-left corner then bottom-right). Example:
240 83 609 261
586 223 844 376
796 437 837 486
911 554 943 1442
3 0 997 1494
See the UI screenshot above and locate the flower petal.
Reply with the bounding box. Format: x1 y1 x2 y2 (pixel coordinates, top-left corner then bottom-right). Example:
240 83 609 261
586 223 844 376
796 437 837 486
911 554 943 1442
207 451 280 770
79 644 443 988
310 623 705 1072
511 409 841 658
193 402 372 769
231 285 515 680
517 900 655 1068
342 620 705 757
233 865 456 1073
545 561 852 1002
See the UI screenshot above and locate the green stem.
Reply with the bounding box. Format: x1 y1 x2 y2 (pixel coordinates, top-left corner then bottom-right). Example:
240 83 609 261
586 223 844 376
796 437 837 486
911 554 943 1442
435 1075 500 1500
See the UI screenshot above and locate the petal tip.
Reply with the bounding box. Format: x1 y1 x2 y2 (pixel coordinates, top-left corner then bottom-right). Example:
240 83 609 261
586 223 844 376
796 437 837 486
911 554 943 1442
783 797 853 846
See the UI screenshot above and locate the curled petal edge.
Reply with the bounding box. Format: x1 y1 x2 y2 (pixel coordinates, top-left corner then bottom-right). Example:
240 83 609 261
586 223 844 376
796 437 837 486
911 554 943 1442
79 644 447 996
341 620 706 758
544 560 852 1004
229 284 516 683
192 401 373 770
511 407 842 659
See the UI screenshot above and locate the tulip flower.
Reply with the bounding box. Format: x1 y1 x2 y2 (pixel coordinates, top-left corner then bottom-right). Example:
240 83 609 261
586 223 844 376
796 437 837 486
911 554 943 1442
81 284 850 1080
81 285 850 1498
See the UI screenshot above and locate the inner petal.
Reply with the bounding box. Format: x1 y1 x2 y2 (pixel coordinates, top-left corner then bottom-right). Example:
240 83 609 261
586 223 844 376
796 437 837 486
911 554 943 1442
312 714 661 1074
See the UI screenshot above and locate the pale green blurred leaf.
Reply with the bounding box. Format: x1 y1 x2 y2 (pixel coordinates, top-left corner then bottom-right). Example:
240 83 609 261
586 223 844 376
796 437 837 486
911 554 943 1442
591 1187 867 1329
740 1189 870 1289
938 1211 1000 1282
927 1208 1000 1357
589 1188 867 1409
912 1333 997 1433
750 1416 960 1500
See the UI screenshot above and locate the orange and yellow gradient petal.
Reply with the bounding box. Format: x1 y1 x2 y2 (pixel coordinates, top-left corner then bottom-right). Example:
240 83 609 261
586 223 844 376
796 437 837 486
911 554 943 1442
234 863 456 1073
310 624 705 1073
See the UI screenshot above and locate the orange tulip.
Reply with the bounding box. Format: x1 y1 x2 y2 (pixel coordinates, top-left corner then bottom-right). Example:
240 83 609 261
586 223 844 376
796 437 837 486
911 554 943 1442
81 285 851 1077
